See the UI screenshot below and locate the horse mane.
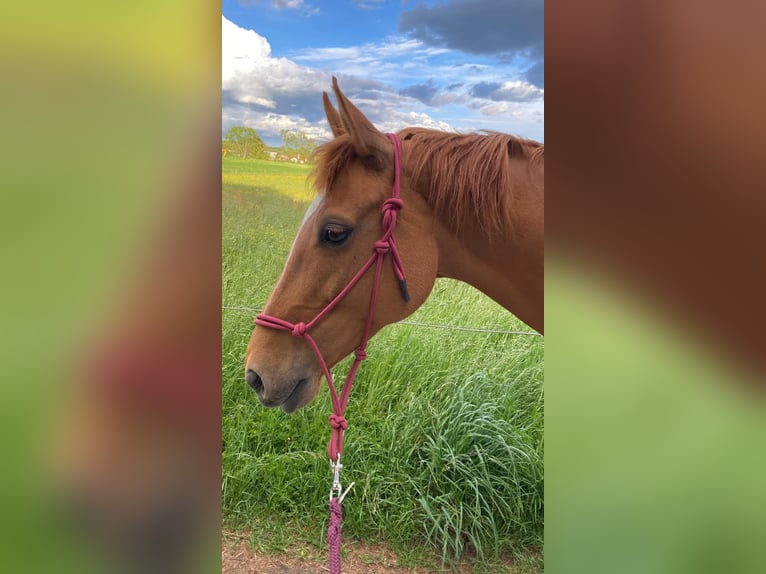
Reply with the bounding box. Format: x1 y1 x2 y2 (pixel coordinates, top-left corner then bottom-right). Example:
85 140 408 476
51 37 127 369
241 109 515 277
311 128 543 235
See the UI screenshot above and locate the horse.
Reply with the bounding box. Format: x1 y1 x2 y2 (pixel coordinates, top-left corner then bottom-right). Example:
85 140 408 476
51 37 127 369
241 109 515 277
246 77 543 414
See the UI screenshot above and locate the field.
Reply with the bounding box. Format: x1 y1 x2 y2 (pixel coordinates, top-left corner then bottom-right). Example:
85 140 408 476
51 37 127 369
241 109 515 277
222 156 545 572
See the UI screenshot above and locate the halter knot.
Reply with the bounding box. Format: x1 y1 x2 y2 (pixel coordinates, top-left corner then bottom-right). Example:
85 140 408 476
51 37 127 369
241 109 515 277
354 349 367 361
291 322 308 337
373 240 390 254
328 414 348 431
382 197 404 214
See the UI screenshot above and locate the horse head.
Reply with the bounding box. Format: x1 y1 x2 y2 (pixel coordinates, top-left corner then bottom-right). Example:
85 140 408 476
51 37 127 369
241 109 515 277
245 78 439 412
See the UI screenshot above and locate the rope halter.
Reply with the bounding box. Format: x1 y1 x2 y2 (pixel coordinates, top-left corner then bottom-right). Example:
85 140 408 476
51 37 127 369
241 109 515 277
254 133 407 464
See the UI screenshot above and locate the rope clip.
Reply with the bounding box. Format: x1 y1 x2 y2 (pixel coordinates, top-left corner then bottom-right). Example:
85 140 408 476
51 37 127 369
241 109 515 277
329 457 355 503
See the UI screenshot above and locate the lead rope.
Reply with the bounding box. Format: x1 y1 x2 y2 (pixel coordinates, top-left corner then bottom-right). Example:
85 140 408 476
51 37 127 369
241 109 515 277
328 497 342 573
328 455 352 574
255 133 405 574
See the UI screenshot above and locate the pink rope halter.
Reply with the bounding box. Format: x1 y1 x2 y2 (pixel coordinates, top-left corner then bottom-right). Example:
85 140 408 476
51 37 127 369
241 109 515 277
254 133 406 573
254 133 407 463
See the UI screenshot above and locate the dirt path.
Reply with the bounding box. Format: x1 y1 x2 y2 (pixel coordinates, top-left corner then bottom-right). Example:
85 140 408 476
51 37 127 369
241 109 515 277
224 540 408 573
222 533 491 573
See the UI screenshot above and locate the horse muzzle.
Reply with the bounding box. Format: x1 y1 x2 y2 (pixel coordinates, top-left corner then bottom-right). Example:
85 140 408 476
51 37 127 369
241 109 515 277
246 368 318 413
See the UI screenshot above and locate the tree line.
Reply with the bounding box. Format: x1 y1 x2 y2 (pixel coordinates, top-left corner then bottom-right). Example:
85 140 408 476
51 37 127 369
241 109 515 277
223 126 317 161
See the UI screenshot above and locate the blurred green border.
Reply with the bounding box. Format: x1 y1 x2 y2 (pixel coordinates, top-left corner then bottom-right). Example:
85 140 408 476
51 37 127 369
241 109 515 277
0 2 221 572
546 256 766 574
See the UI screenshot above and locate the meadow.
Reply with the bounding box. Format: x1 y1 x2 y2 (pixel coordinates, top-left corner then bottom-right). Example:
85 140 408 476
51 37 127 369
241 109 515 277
222 156 545 572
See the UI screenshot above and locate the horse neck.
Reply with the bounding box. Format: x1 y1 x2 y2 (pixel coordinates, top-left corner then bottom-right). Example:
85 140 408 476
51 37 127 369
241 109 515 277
416 164 544 333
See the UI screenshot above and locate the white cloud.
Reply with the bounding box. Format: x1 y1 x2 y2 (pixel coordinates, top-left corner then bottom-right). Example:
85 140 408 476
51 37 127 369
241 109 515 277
275 0 319 14
239 95 277 108
221 16 543 144
290 37 450 83
290 46 363 62
493 81 544 102
221 16 272 83
272 0 304 8
222 16 460 144
222 16 331 142
222 16 325 94
244 0 320 17
478 102 521 117
469 79 543 104
398 111 455 132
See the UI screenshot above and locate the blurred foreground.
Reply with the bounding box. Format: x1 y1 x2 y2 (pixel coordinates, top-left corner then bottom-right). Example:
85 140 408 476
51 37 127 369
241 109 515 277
0 2 221 573
546 260 766 573
546 2 766 572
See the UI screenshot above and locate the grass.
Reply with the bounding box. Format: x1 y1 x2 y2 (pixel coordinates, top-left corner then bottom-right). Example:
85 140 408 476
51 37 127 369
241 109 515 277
222 157 544 572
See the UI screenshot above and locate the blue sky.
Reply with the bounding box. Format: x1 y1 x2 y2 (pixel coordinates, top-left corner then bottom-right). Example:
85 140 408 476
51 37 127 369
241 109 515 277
222 0 543 146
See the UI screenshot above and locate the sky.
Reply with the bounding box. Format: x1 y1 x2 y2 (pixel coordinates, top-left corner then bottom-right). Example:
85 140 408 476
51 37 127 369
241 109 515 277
222 0 544 147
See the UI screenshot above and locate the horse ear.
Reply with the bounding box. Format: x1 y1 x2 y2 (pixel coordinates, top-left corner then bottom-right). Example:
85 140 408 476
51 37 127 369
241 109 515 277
322 91 345 138
331 76 390 162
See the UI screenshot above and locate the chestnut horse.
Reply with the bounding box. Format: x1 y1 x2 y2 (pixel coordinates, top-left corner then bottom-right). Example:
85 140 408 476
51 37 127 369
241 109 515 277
246 78 543 413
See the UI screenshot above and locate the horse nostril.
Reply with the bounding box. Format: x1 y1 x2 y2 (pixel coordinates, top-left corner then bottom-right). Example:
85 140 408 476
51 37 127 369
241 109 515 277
246 369 263 395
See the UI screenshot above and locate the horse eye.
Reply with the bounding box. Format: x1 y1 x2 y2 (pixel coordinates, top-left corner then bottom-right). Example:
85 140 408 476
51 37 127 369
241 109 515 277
321 225 351 245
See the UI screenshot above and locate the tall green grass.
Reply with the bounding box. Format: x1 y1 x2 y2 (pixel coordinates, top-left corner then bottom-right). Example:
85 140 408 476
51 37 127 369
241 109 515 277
222 158 544 571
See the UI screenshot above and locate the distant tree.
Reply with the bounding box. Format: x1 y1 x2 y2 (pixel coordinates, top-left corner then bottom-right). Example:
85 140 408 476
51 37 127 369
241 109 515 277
224 126 265 159
279 129 317 162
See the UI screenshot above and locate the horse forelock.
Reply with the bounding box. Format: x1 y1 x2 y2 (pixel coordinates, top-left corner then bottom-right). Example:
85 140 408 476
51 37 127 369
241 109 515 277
309 135 358 199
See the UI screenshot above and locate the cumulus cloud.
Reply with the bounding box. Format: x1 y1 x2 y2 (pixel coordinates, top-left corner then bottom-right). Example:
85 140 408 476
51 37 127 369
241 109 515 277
474 102 523 117
470 80 543 102
399 0 543 56
399 80 439 105
222 14 543 144
222 16 331 141
221 16 463 144
399 0 543 87
399 80 469 108
386 111 455 134
471 81 501 99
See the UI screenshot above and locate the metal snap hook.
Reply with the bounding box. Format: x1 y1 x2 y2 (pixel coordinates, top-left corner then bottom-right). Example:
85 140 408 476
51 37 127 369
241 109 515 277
329 457 355 502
